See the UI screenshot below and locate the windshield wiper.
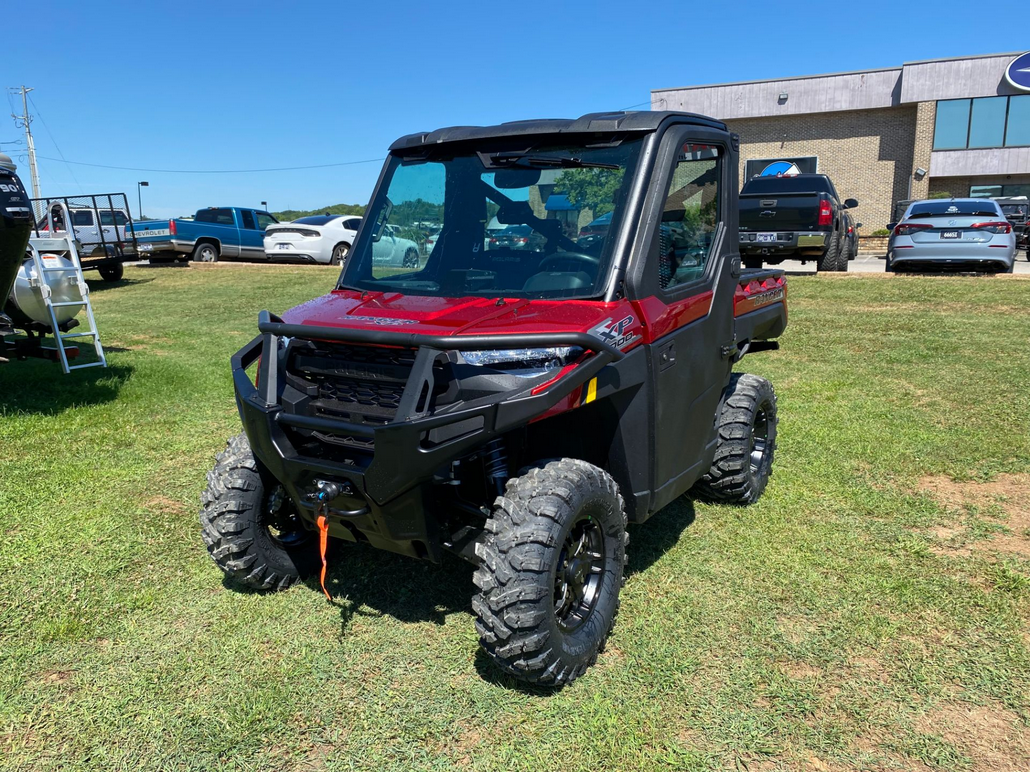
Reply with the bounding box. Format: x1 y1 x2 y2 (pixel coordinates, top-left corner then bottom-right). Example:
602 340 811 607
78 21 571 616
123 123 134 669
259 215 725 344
488 152 619 170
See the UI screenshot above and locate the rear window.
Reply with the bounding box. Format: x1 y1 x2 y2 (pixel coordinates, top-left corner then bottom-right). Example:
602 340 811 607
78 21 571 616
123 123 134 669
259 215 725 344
908 201 1001 218
295 215 339 226
1000 204 1028 217
741 176 833 195
196 208 235 224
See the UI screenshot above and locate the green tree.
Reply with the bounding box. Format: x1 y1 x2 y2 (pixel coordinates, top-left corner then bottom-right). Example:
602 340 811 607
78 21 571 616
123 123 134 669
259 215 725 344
552 168 625 218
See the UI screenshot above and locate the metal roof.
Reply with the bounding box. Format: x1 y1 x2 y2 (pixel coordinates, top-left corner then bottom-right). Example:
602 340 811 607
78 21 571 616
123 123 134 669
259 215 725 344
388 111 726 151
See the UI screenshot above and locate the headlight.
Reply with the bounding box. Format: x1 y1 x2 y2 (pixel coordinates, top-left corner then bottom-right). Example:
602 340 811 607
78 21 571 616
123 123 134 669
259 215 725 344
459 346 583 376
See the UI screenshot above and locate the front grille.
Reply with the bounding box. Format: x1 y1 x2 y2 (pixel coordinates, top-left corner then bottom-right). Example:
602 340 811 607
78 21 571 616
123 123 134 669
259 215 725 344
283 341 427 453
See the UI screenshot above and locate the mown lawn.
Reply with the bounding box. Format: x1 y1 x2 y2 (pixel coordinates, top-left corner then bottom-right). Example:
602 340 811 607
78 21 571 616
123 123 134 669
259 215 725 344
1 265 1029 772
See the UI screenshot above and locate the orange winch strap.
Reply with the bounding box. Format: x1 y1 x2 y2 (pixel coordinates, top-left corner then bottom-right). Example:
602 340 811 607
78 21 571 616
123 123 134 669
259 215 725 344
316 514 331 600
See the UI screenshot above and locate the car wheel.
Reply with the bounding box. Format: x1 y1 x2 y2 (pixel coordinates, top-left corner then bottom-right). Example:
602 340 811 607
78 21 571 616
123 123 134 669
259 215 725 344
473 458 627 687
331 242 350 267
402 248 419 269
691 373 777 505
836 236 852 272
200 434 317 591
817 229 840 273
97 263 124 282
192 243 219 263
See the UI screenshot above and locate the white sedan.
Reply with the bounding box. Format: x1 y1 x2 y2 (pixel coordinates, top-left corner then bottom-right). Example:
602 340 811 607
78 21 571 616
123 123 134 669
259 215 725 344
373 224 422 268
263 214 362 265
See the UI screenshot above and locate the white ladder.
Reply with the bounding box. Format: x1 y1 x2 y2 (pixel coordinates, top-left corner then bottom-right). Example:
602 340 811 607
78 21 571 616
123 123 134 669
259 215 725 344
26 204 107 373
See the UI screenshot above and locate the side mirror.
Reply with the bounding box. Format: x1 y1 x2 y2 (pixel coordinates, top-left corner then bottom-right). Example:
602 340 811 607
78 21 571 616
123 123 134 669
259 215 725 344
661 208 685 223
855 222 863 229
844 198 859 209
886 223 897 232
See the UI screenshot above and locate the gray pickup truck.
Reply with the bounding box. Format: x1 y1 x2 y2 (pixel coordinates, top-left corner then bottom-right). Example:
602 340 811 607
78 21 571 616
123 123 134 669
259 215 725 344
739 173 858 272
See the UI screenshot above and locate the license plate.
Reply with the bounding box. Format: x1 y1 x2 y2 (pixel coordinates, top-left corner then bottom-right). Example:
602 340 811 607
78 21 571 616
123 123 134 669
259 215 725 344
277 243 291 250
138 243 153 251
941 231 961 239
757 233 776 243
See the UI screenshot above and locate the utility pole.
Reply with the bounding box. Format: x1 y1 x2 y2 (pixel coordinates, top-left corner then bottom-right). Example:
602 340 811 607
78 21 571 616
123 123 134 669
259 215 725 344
10 86 41 199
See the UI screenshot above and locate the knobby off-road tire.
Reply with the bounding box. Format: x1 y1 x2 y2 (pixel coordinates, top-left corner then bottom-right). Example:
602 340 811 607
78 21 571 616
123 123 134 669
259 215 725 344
816 229 840 273
200 433 316 591
692 373 777 505
473 459 627 687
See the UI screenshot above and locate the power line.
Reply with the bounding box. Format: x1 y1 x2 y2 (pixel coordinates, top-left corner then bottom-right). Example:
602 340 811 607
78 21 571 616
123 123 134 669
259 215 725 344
32 154 387 174
619 100 652 111
27 93 83 193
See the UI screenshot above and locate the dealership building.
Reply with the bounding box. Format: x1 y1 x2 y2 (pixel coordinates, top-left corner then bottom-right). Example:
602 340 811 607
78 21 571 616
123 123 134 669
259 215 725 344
651 52 1030 231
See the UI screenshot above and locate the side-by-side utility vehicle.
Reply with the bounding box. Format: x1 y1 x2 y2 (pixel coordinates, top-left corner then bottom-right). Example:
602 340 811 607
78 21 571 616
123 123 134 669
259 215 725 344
201 111 788 686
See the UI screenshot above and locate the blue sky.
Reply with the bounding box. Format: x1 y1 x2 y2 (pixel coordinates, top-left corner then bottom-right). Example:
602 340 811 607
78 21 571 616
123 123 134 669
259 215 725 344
5 0 1026 219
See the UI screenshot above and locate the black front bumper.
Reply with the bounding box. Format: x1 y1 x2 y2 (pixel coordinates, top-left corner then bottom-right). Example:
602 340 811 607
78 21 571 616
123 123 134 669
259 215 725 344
233 311 619 560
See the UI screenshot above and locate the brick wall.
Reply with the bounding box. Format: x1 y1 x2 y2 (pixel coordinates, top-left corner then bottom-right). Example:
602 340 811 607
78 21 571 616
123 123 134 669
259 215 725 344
726 106 918 233
911 101 935 200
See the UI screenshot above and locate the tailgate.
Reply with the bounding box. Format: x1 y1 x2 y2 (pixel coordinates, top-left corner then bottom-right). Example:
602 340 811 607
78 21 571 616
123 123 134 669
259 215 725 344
739 192 823 232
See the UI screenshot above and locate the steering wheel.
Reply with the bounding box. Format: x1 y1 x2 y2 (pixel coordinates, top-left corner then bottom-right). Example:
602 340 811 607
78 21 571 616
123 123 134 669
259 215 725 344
538 251 600 272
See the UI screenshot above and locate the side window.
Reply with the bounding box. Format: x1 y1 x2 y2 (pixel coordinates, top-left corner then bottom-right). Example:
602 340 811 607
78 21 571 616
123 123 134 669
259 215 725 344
657 144 720 290
240 210 256 230
255 212 277 230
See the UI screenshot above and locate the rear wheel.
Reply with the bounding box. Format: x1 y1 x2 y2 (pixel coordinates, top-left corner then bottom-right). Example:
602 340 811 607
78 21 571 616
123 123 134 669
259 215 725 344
816 229 840 273
836 235 852 272
692 373 777 505
331 242 350 267
97 263 124 282
200 433 316 591
473 458 627 686
402 248 419 269
192 242 219 263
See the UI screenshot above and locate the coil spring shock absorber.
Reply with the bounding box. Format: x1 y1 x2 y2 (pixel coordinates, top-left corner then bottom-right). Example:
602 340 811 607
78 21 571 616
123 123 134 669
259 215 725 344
482 438 509 497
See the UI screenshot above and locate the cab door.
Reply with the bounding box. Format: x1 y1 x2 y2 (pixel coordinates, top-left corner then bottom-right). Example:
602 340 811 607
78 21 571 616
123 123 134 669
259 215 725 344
238 209 264 258
626 126 739 511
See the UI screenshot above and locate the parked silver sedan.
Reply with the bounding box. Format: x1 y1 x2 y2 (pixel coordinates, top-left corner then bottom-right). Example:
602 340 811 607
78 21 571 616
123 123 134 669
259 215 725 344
887 198 1016 273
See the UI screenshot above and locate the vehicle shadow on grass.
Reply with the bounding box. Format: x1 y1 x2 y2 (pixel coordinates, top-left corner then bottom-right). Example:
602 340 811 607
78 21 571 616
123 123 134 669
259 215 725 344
86 276 156 292
0 361 132 414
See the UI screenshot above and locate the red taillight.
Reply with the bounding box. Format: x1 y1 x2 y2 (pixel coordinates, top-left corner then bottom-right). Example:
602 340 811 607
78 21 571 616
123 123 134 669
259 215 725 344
894 223 932 236
169 219 177 235
818 201 832 226
489 238 497 244
518 237 528 244
971 221 1012 234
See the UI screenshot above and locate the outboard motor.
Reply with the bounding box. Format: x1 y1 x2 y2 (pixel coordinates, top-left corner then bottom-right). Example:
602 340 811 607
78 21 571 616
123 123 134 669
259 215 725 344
0 154 33 334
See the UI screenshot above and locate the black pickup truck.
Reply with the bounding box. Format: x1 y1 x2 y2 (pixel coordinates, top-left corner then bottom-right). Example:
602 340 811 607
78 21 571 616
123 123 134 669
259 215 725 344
739 174 858 272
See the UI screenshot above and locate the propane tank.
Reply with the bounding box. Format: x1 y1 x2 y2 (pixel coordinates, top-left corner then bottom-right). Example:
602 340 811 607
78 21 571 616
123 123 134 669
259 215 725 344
6 254 84 326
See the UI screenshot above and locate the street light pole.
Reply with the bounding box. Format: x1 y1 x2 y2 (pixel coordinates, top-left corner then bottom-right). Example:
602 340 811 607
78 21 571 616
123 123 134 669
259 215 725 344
137 181 149 220
261 200 267 211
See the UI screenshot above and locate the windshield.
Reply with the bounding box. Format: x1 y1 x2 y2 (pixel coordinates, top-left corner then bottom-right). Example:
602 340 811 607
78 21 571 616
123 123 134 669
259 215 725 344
908 201 1000 218
340 138 644 299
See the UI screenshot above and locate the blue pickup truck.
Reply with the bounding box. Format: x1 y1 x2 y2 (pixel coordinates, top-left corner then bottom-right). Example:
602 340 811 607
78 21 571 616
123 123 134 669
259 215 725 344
128 206 279 263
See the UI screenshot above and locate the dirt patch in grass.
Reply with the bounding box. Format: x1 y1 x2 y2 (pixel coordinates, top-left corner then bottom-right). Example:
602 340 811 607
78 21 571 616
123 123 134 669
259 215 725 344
920 474 1030 557
916 702 1030 772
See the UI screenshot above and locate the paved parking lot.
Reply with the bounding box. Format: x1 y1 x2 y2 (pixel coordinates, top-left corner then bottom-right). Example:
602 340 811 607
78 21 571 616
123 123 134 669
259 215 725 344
776 252 1030 275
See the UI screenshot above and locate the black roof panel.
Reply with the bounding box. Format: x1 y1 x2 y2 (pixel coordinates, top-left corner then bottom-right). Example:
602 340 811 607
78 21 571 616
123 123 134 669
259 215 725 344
389 111 727 151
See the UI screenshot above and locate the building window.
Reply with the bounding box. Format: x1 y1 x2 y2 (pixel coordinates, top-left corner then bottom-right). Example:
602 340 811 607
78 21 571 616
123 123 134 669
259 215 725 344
1006 95 1030 146
968 97 1007 148
934 99 971 149
935 95 1030 150
970 183 1030 198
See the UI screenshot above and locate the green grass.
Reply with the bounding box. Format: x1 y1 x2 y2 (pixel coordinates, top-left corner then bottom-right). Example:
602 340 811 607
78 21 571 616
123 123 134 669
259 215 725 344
2 266 1029 771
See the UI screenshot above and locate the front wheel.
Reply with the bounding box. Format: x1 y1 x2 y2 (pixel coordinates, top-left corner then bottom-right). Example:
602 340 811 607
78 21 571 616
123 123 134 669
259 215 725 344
691 373 777 505
331 242 350 267
473 459 627 687
192 243 219 263
200 434 316 591
98 263 124 282
402 248 419 269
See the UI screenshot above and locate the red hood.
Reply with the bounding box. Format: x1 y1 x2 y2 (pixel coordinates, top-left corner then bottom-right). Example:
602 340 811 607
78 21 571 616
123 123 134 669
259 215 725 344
281 289 628 338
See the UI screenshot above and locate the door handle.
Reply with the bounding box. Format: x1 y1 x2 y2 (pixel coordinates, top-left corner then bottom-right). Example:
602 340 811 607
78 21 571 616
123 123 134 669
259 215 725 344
658 341 676 371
